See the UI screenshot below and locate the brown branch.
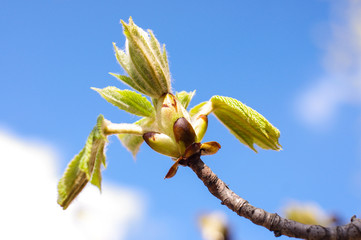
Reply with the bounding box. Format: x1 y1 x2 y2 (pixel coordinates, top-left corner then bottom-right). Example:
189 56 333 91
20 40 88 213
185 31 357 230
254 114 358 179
186 154 361 239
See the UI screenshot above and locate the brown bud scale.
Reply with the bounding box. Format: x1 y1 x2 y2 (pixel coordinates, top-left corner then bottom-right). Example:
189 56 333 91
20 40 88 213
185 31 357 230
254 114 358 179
173 117 196 148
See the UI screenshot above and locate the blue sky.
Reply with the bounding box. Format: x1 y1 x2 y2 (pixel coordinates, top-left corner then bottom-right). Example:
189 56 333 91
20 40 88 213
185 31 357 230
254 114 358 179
1 0 361 239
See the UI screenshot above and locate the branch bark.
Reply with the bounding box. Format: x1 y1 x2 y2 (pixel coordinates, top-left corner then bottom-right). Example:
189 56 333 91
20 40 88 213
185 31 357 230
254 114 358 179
186 154 361 239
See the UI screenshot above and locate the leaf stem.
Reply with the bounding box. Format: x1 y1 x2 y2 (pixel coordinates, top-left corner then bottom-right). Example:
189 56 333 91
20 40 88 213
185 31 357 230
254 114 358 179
103 119 145 135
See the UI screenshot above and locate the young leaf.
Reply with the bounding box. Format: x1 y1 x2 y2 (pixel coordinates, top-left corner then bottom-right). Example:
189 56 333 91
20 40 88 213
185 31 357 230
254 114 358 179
92 87 154 117
189 101 212 117
112 43 159 98
118 117 155 157
162 44 170 75
109 72 146 95
57 147 89 210
176 90 196 109
210 96 282 152
149 30 168 72
57 115 108 209
90 140 106 189
120 18 171 98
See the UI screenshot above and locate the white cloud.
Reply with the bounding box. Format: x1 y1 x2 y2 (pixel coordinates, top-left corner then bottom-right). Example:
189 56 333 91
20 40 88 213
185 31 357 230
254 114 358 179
296 0 361 127
0 129 145 240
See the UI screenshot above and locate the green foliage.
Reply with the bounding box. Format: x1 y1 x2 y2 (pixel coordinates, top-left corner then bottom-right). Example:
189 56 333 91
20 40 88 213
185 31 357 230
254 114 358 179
112 17 171 98
57 115 107 209
92 87 154 117
189 96 281 151
210 96 282 152
58 18 283 209
189 101 209 117
109 72 146 95
176 90 196 109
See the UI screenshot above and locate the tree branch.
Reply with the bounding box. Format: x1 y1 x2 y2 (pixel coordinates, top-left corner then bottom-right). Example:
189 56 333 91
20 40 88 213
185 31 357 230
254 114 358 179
186 154 361 239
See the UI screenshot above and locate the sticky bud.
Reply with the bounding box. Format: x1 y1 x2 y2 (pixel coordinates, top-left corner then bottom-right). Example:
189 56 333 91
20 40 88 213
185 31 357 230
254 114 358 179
156 93 190 137
173 117 196 153
200 141 221 156
143 132 180 158
192 114 208 142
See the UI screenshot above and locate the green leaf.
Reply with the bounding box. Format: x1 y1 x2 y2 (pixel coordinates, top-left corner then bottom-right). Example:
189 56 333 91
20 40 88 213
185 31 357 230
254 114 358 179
57 147 88 210
90 140 106 189
189 101 209 117
57 115 108 209
121 18 171 98
109 72 145 95
112 42 131 73
162 44 170 75
118 117 155 157
149 30 168 71
176 90 196 109
210 96 282 152
92 87 154 117
112 44 159 98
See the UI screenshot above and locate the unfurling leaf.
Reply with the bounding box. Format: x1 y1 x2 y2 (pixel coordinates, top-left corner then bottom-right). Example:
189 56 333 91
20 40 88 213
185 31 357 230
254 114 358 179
189 101 213 117
57 115 108 209
112 17 171 99
176 90 196 109
109 72 145 96
57 147 88 210
210 96 281 152
92 87 154 117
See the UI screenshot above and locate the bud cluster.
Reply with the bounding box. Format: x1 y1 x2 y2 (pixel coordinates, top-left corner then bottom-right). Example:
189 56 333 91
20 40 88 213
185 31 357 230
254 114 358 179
143 93 217 159
57 17 282 210
143 93 220 178
110 18 221 178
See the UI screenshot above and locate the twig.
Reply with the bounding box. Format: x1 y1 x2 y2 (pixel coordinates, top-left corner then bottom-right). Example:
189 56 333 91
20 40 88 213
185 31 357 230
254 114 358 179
186 154 361 239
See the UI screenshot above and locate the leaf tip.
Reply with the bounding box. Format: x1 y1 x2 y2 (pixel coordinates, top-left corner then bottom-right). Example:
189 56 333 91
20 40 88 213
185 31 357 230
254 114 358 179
120 18 127 26
109 72 117 78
